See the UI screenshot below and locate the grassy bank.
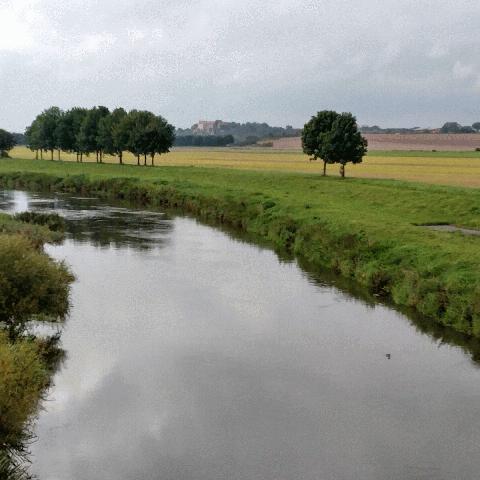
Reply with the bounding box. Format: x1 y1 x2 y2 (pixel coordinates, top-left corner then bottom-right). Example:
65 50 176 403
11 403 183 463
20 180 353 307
0 158 479 338
10 146 480 187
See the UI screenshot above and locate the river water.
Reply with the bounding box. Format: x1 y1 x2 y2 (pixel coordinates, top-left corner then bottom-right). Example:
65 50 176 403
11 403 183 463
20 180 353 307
1 190 480 480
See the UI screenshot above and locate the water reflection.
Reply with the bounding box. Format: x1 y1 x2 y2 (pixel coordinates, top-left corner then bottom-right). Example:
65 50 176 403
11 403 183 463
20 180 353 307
0 191 173 251
1 190 480 480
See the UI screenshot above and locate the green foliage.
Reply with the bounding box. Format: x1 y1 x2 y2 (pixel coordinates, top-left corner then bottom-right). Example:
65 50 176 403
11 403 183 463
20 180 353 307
174 134 234 147
25 106 175 165
440 122 477 134
0 129 16 158
302 111 367 176
56 107 88 154
0 234 73 338
77 106 110 160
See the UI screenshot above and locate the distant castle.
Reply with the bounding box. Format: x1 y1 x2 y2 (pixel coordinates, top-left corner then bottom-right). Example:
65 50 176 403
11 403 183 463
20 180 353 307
192 120 224 135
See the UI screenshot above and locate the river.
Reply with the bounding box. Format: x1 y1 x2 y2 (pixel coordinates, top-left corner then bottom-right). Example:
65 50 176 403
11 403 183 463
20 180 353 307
1 190 480 480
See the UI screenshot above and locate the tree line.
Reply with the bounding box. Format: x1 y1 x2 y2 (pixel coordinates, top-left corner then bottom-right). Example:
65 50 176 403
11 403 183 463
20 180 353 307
174 134 234 147
440 122 480 134
25 106 175 165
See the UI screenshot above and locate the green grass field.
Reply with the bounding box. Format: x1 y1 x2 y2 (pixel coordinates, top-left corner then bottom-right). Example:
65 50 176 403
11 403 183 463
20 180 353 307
0 156 478 337
10 146 480 188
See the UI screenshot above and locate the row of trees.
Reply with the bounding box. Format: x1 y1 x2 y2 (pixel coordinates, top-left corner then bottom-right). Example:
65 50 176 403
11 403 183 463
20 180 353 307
440 122 480 134
25 107 175 165
302 111 368 177
174 134 234 147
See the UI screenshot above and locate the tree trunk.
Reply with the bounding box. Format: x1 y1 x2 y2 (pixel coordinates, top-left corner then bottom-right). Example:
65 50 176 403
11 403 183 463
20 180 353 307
144 154 147 166
119 152 123 165
151 153 155 166
340 163 345 178
137 155 140 166
76 152 79 163
40 150 43 160
80 152 83 162
323 161 327 176
58 150 60 161
35 150 38 160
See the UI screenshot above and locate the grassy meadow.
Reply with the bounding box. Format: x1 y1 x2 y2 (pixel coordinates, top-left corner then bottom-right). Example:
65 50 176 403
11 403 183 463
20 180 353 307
10 145 480 188
0 155 479 337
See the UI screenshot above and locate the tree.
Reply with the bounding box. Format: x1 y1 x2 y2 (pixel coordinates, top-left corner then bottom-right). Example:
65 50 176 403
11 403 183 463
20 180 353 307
56 107 88 161
321 113 368 178
40 107 62 160
25 107 62 160
440 122 462 134
302 111 340 176
121 110 174 166
25 120 42 159
98 108 127 164
77 106 110 162
472 122 480 132
145 115 175 165
0 129 16 158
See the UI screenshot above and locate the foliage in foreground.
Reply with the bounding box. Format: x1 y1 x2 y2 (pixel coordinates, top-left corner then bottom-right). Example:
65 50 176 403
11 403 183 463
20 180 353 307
0 214 72 478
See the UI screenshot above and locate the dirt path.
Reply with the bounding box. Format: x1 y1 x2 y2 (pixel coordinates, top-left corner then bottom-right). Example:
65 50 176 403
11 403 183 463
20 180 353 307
424 225 480 236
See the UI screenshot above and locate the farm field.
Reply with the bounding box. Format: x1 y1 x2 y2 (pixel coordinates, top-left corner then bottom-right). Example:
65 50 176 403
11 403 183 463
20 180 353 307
9 145 480 188
272 133 480 151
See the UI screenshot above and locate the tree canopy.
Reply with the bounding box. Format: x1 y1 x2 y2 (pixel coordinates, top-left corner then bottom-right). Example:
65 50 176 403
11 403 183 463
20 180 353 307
25 106 175 164
0 129 16 158
302 111 367 177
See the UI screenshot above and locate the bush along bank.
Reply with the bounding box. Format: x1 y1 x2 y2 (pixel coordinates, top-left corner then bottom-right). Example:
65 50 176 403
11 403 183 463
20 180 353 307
0 212 73 477
0 169 479 338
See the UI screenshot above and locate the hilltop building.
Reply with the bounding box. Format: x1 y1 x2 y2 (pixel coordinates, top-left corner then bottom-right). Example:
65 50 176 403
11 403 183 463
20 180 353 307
192 120 224 135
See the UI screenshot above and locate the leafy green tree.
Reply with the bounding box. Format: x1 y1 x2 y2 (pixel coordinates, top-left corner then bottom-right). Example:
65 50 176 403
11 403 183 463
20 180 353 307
472 122 480 132
56 107 88 161
322 113 367 177
121 110 155 165
145 115 175 165
77 106 110 162
302 111 340 176
0 129 16 158
40 107 62 160
25 120 43 159
25 107 63 160
97 108 127 164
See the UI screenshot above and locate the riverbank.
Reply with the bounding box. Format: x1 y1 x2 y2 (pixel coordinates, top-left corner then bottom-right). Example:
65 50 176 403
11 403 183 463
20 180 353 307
0 211 72 477
0 158 479 338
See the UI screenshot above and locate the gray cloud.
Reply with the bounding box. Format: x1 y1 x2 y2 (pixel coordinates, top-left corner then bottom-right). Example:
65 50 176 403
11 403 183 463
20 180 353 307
1 0 479 131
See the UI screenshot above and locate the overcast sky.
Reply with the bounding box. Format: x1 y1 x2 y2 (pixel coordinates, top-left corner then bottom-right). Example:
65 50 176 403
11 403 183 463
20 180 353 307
1 0 479 131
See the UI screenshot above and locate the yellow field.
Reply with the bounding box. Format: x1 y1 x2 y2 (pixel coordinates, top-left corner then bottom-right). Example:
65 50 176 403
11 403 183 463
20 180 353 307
9 146 480 188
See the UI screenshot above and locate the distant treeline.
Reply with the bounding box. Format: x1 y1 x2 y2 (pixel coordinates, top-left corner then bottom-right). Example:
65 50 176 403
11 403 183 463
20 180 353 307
361 122 480 134
174 134 234 147
25 106 175 165
177 121 301 142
